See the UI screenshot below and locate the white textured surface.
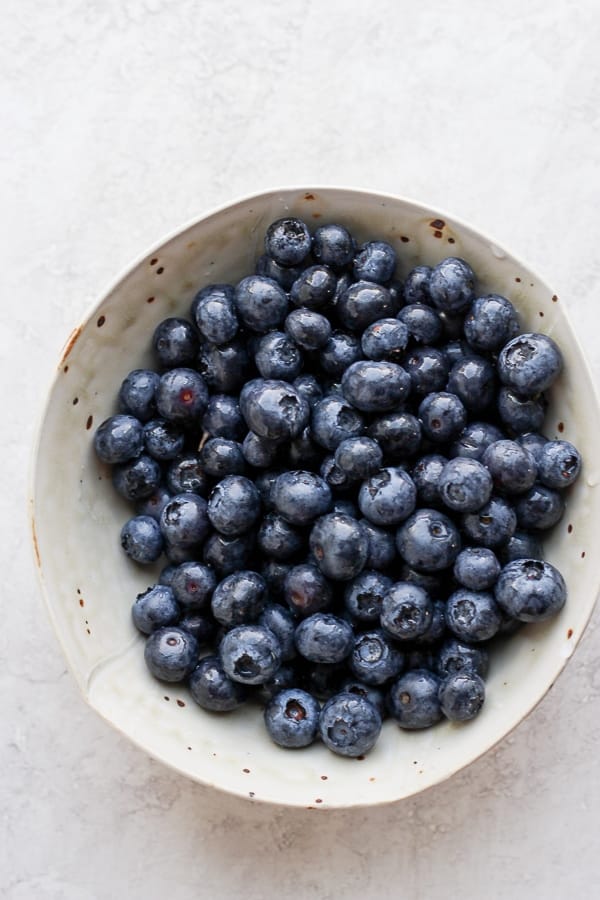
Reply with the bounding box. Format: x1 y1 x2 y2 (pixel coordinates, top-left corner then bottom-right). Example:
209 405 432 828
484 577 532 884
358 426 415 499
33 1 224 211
4 0 600 897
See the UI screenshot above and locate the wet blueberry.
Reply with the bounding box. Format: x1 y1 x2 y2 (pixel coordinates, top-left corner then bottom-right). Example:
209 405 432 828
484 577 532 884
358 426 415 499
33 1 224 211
156 368 209 426
397 303 443 344
120 514 164 564
264 689 321 748
446 355 496 413
309 513 369 581
337 281 395 332
258 603 298 661
94 414 144 464
498 332 563 397
495 559 567 621
435 638 489 679
341 360 411 412
396 508 461 572
358 467 417 526
255 331 303 381
207 475 261 536
272 470 332 526
234 275 289 332
240 379 310 443
211 571 267 627
461 496 517 548
353 240 397 285
349 629 404 685
319 330 363 377
445 588 502 642
220 624 282 685
265 217 311 267
160 493 210 548
411 454 447 507
132 584 180 635
334 437 383 482
191 284 238 345
438 671 486 721
166 452 209 496
285 308 332 350
418 391 467 443
144 626 199 682
538 440 582 489
319 692 382 756
463 293 519 352
118 370 159 422
311 394 364 451
295 613 354 664
312 223 355 270
514 484 565 531
403 265 433 305
451 421 504 461
453 547 501 591
482 439 538 495
367 412 422 461
170 561 217 609
497 387 547 434
404 347 449 397
152 317 199 368
201 394 245 441
387 669 442 729
428 257 475 314
380 582 433 641
258 513 305 561
198 339 250 393
360 519 397 571
200 438 246 478
344 570 393 623
437 457 493 513
361 318 408 361
112 453 162 501
189 656 248 711
290 264 337 309
284 563 333 617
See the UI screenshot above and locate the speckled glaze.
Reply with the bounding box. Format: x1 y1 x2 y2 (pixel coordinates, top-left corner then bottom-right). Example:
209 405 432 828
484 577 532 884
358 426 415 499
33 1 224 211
30 187 600 808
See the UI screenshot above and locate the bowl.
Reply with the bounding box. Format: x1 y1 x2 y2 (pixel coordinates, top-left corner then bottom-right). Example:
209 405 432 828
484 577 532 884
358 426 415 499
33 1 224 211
30 186 600 808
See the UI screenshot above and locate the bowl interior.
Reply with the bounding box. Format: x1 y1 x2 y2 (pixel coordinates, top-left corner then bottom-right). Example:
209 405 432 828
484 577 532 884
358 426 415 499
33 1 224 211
32 187 600 807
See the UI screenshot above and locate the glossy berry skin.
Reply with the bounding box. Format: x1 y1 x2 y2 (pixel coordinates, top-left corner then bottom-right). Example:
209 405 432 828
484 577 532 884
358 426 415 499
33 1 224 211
242 431 279 468
463 293 519 352
396 508 461 572
361 318 408 361
311 395 364 451
220 624 282 686
446 589 502 642
199 438 244 479
94 414 144 464
120 515 163 564
189 656 248 711
255 331 303 381
322 335 364 384
418 392 467 443
136 485 172 521
397 304 443 344
438 671 486 721
234 275 289 332
207 475 261 536
211 571 267 627
170 561 217 609
497 332 563 397
497 387 546 434
462 496 517 548
144 626 199 682
353 240 397 285
319 692 382 757
191 284 238 345
495 559 567 621
166 452 208 496
287 427 322 470
500 530 544 564
403 265 432 305
258 604 297 661
285 308 332 350
152 317 199 368
309 513 369 581
257 513 304 561
446 355 496 413
295 613 354 664
293 374 323 408
156 368 209 426
132 584 180 635
272 470 332 526
453 547 501 591
360 520 397 571
437 458 492 513
290 264 337 309
334 437 382 482
264 689 321 748
538 440 582 489
516 431 548 465
143 419 186 461
380 582 433 641
358 467 417 527
368 412 422 461
240 379 309 443
349 629 403 685
387 669 442 729
415 599 447 646
436 638 489 679
160 493 209 549
201 394 245 440
340 681 386 718
451 421 504 461
514 484 565 531
404 347 449 397
202 531 255 576
337 281 395 332
112 454 162 501
344 570 393 623
198 339 249 393
428 257 475 314
341 360 411 413
312 223 355 270
284 563 333 617
118 369 159 422
178 612 215 645
256 254 302 290
265 217 311 267
411 454 447 507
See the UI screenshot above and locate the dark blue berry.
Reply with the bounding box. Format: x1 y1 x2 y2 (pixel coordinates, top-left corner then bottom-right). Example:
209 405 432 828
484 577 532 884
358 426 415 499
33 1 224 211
337 281 395 332
94 414 144 464
334 437 383 481
258 513 304 561
411 454 447 507
189 656 247 711
436 638 489 679
446 588 502 642
156 368 209 426
144 626 199 682
404 347 449 397
285 308 332 350
361 318 408 361
241 431 279 468
319 330 363 377
201 394 245 440
418 392 467 443
495 559 566 621
234 275 289 332
497 387 547 434
387 669 442 729
397 303 443 344
311 394 364 451
403 265 432 305
166 452 208 496
309 513 368 581
220 624 282 685
136 485 172 521
516 431 548 465
284 562 333 617
319 692 382 756
446 355 496 413
514 484 565 531
428 257 475 314
197 339 250 393
202 531 255 576
437 457 492 512
121 515 163 564
312 223 355 270
498 332 563 396
118 369 159 422
264 689 321 748
160 493 210 547
482 439 537 495
463 294 519 352
453 547 501 591
207 475 261 536
358 467 417 527
353 240 397 285
153 317 199 368
499 530 544 564
143 418 186 461
538 440 582 489
349 629 403 685
292 374 323 408
265 217 311 267
295 613 354 664
112 454 161 501
451 421 504 460
200 438 245 478
258 604 297 661
256 254 302 290
396 508 461 572
240 379 310 443
178 612 215 644
290 265 337 309
272 470 332 526
132 584 180 634
255 331 303 381
191 284 238 345
360 520 397 571
344 570 393 623
211 571 267 627
462 496 517 549
380 582 433 640
367 412 422 461
170 561 216 609
439 671 485 721
341 360 411 413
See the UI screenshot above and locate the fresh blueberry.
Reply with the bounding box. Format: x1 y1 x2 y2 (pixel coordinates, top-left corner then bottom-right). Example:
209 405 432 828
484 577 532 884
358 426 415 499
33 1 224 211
144 626 199 682
332 499 359 518
292 374 323 408
295 613 354 664
319 692 382 757
254 331 303 381
136 484 172 521
170 561 217 609
284 563 333 621
285 308 332 351
387 669 442 729
312 223 355 271
538 440 582 489
220 624 282 685
397 304 443 344
94 414 144 464
446 355 496 413
399 566 446 598
418 392 467 443
498 332 563 396
453 548 501 591
438 671 486 721
337 281 395 332
201 394 245 440
264 689 321 748
320 455 350 490
380 582 433 641
163 541 199 565
361 318 409 361
290 264 337 309
166 452 209 496
258 604 297 661
514 484 565 531
160 493 210 548
200 438 245 478
261 559 293 599
152 317 199 368
349 629 404 685
414 599 447 646
443 338 472 367
120 515 163 564
191 284 238 345
254 468 285 510
189 656 248 711
367 412 422 461
286 426 322 470
428 257 475 314
241 431 280 468
396 508 461 572
358 467 417 527
341 360 411 413
265 217 311 267
516 431 549 465
403 347 449 397
240 379 310 443
143 418 186 461
344 570 393 623
403 265 432 305
118 369 160 422
461 496 517 548
257 665 298 703
132 584 180 635
207 475 261 536
495 559 567 621
446 588 502 642
411 454 447 507
272 470 332 526
202 531 255 576
311 394 364 451
309 513 368 581
437 457 493 512
258 513 304 561
234 275 289 332
353 240 397 285
112 454 162 501
197 339 250 393
482 439 537 495
319 330 363 377
451 421 504 461
256 254 302 290
178 611 215 645
334 437 383 482
360 519 397 571
435 638 489 679
211 571 267 627
497 387 547 434
499 530 544 564
156 368 209 426
463 293 519 352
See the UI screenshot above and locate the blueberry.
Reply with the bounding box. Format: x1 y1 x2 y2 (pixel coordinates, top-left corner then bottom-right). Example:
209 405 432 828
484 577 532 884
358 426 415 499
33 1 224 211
118 369 160 422
403 265 432 305
446 355 496 413
399 566 446 598
136 485 172 521
497 387 546 434
361 318 409 361
258 513 305 561
270 470 332 526
451 421 504 461
286 426 322 470
499 530 544 564
360 519 397 571
201 394 245 440
341 360 411 413
120 515 163 564
256 254 302 290
428 257 475 314
144 626 199 682
166 452 209 496
367 412 422 461
353 240 397 285
295 613 354 664
311 394 364 451
403 347 449 397
358 467 417 526
234 275 289 332
156 368 209 426
220 624 282 685
538 440 582 489
170 561 217 609
191 284 238 345
254 468 285 510
380 582 433 640
284 563 333 617
112 454 162 501
482 439 538 495
319 330 363 377
337 281 395 331
240 379 310 443
241 431 280 468
197 339 250 393
344 570 393 623
414 599 447 645
264 689 321 748
446 588 502 642
261 559 293 598
211 571 267 627
498 332 563 396
443 338 471 366
189 656 248 711
396 508 461 572
495 559 567 621
258 604 298 661
143 418 186 461
202 531 255 576
312 223 355 270
514 484 565 531
255 331 303 381
309 513 369 581
418 391 467 443
334 437 383 481
463 293 519 352
437 458 492 512
178 612 215 645
397 303 443 344
207 475 261 536
387 669 442 729
461 496 517 548
285 308 332 351
332 499 359 518
435 638 489 679
516 431 549 465
411 454 447 507
265 217 311 267
320 455 350 490
453 548 501 591
257 665 298 703
438 671 486 721
340 681 386 718
132 584 180 635
319 692 382 757
152 317 199 368
349 629 404 685
163 541 199 565
292 374 323 408
94 414 144 464
290 265 337 309
200 438 245 478
160 493 210 548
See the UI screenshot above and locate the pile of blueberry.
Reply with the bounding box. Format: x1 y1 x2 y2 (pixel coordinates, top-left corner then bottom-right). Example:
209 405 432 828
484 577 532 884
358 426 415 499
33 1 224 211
94 216 582 758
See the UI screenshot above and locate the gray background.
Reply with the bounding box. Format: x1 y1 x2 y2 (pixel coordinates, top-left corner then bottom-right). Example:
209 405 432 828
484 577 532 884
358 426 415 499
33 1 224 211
3 1 600 897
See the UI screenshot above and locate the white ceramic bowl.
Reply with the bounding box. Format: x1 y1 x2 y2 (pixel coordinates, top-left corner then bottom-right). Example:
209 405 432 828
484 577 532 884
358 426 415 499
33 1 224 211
31 187 600 808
